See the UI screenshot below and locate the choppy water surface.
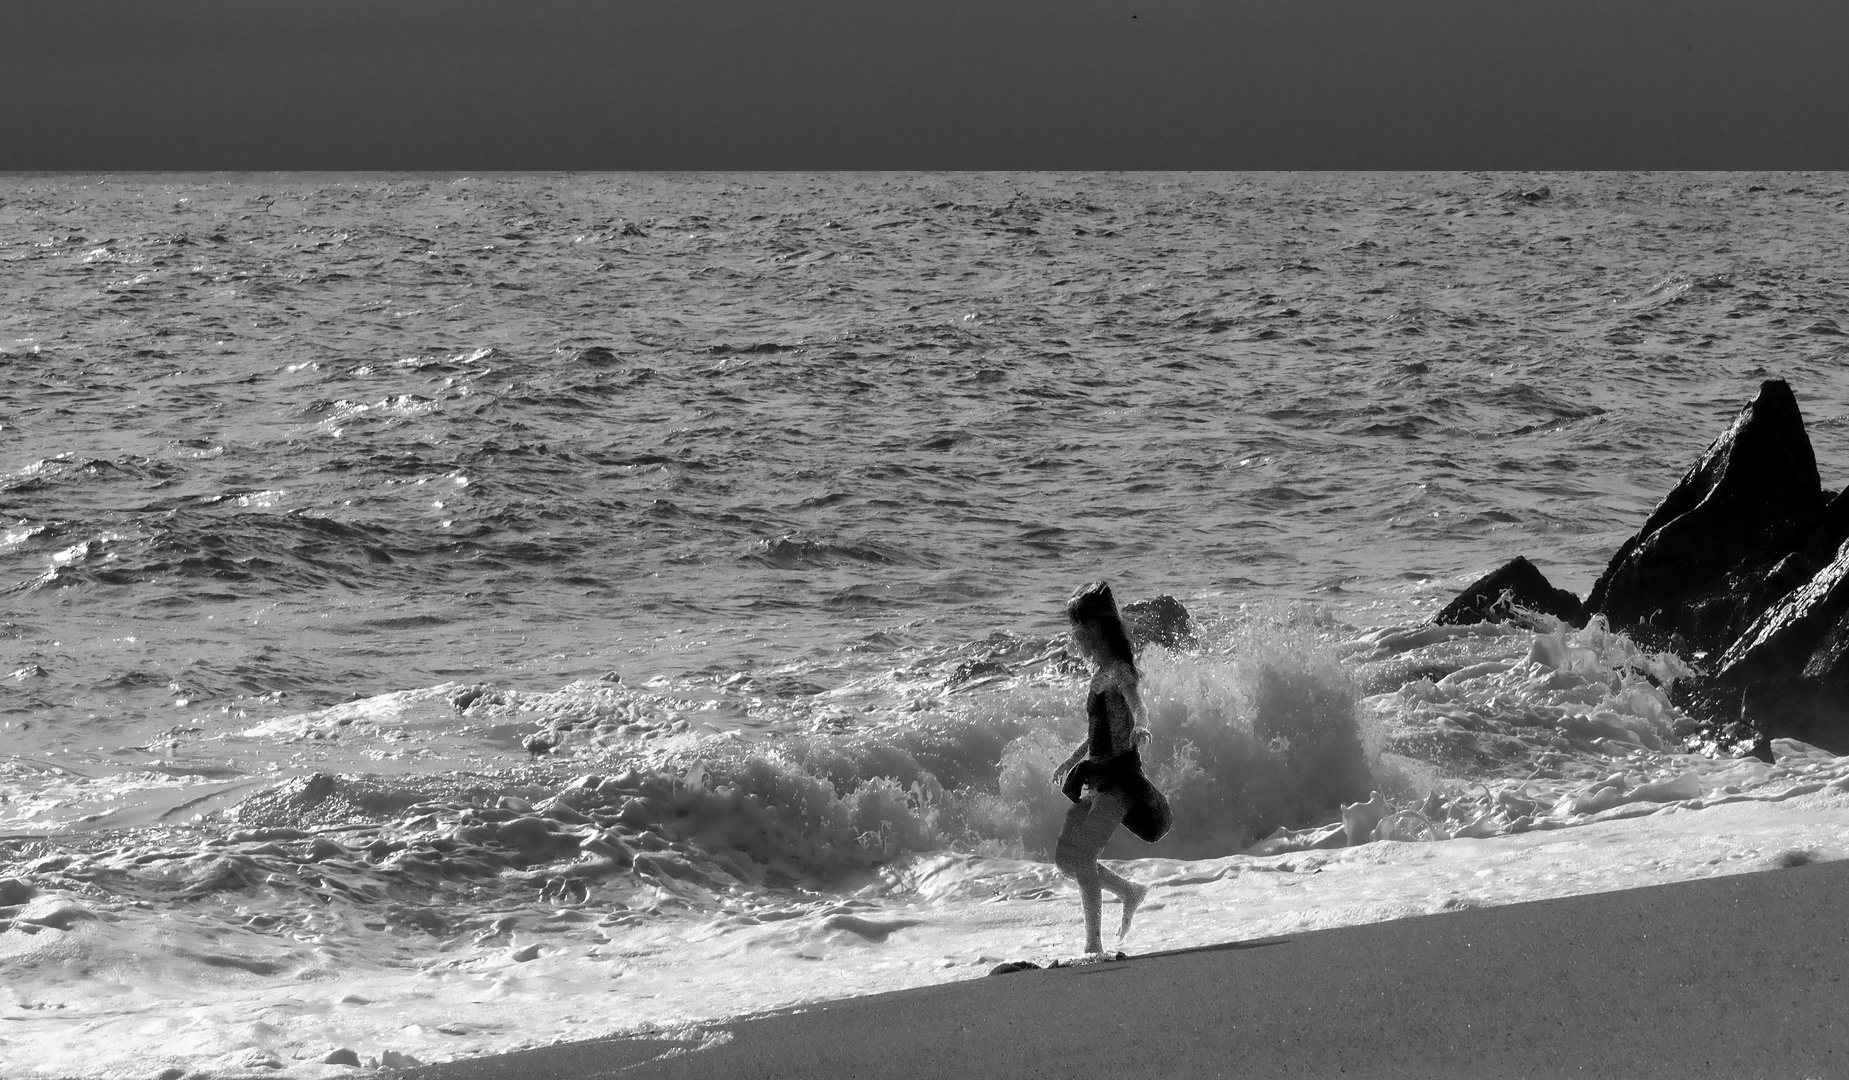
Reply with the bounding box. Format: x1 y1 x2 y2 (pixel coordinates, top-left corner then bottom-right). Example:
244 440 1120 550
5 173 1849 1077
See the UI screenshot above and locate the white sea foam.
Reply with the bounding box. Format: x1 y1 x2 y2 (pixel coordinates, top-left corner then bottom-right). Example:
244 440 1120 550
5 768 1845 1079
6 617 1848 1078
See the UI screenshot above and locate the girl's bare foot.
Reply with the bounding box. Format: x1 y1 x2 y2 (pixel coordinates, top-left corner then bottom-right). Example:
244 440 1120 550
1116 880 1148 942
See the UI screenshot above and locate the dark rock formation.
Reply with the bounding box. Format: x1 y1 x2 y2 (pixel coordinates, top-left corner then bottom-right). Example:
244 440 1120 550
1432 556 1584 628
1437 381 1849 752
1705 538 1849 753
1586 380 1827 654
1122 594 1197 651
1742 486 1849 616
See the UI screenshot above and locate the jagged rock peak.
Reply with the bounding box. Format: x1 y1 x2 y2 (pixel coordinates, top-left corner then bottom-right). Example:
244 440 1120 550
1586 378 1824 653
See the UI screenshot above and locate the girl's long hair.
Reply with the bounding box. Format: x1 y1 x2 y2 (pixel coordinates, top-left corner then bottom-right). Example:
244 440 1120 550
1066 580 1138 672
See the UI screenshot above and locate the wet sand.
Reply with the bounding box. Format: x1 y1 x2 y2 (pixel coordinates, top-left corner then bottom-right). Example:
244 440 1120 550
408 859 1849 1079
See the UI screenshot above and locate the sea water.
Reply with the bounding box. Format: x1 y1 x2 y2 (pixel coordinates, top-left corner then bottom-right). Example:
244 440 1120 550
4 172 1849 1077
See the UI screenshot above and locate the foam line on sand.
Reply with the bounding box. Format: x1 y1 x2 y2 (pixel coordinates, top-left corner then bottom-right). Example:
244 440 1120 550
406 861 1849 1079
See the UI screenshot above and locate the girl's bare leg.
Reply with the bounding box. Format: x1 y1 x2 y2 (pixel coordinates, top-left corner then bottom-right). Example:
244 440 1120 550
1054 789 1137 953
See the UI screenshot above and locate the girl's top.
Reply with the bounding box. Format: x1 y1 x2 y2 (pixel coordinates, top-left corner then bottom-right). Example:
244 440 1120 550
1068 658 1171 843
1085 660 1144 761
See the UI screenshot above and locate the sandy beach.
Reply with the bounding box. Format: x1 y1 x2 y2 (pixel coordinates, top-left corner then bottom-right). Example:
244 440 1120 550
406 859 1848 1079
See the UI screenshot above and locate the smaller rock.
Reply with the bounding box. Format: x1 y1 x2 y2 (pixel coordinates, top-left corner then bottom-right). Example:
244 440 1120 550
510 942 543 962
322 1048 362 1067
1122 595 1197 651
987 960 1042 975
1432 556 1584 628
0 878 37 906
379 1050 424 1068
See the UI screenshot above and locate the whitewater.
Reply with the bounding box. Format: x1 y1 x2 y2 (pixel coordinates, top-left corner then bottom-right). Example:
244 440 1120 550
4 172 1849 1078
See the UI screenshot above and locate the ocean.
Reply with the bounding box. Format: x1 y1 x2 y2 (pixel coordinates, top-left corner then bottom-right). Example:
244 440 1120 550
5 172 1849 1077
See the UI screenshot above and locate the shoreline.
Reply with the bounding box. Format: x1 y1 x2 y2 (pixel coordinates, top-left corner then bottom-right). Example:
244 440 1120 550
409 859 1849 1079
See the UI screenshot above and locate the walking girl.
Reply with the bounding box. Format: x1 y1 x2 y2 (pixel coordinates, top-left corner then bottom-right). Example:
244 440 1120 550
1051 581 1172 955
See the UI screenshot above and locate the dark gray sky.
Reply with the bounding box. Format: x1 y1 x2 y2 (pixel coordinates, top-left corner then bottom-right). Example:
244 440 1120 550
6 0 1847 170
